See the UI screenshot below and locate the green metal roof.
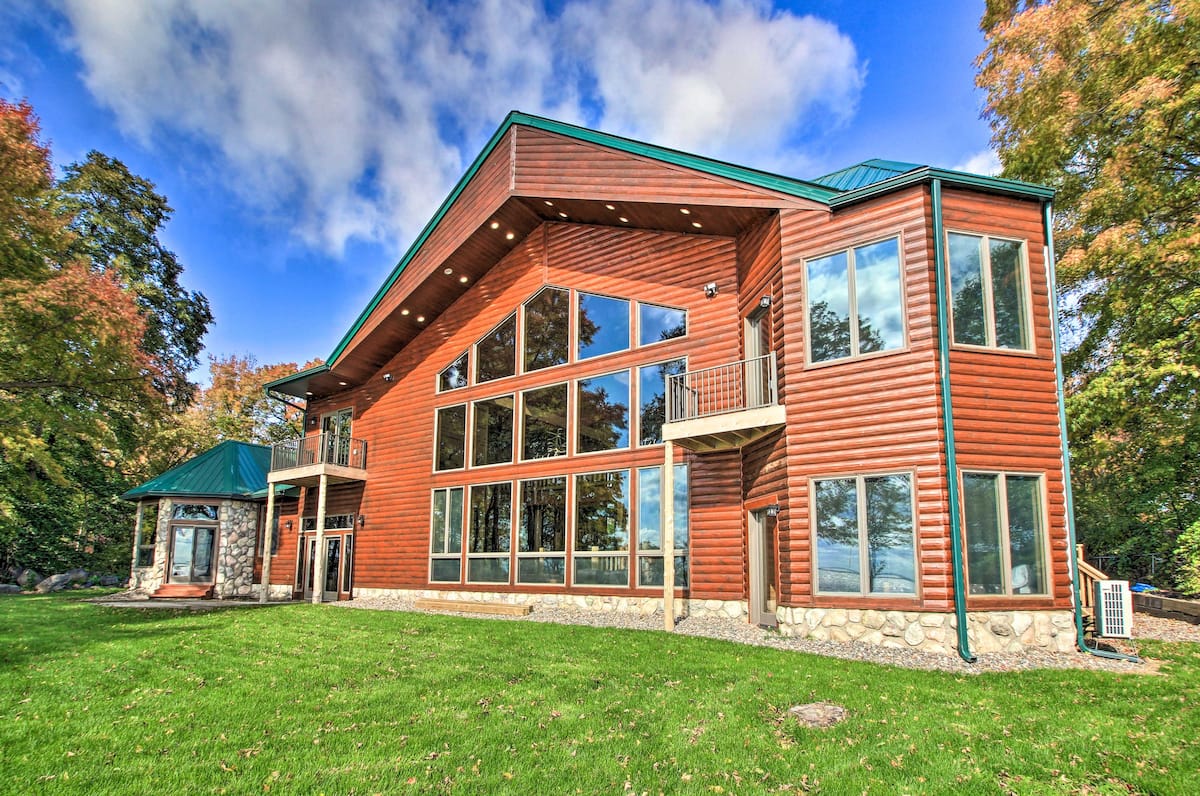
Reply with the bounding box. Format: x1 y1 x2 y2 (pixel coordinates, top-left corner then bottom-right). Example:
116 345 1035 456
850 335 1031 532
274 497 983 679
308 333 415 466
814 159 923 192
122 440 271 502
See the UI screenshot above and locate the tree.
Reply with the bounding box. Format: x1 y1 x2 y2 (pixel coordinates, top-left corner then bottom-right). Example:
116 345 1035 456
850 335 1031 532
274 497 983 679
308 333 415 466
977 0 1200 587
57 152 213 406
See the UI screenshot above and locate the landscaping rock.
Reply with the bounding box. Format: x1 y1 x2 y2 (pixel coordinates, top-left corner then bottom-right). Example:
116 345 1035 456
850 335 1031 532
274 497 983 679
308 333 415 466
65 568 89 583
99 575 123 587
16 569 41 588
36 573 73 593
786 702 848 728
0 584 20 594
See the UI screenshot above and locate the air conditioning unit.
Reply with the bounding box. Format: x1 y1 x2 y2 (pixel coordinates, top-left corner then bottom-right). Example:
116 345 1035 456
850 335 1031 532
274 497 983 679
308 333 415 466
1094 579 1133 639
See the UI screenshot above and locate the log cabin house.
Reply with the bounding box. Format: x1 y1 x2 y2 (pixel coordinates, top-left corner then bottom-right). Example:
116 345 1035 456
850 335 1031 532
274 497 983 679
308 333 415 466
128 112 1086 658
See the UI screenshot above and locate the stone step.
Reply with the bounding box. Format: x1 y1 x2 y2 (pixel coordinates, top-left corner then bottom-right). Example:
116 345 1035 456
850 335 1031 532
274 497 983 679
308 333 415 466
413 598 532 617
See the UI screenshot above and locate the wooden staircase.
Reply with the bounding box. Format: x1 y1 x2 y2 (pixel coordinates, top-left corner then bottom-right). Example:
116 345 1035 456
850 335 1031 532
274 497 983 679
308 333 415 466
1077 544 1109 615
150 583 214 599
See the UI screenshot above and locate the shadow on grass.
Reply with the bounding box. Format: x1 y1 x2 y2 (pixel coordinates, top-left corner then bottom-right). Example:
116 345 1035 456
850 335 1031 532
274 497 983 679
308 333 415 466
0 592 297 671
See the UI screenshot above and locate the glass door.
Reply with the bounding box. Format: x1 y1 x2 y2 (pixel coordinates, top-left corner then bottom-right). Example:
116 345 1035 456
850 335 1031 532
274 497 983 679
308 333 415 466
321 408 353 465
745 307 773 408
748 510 778 627
323 536 342 601
169 525 216 583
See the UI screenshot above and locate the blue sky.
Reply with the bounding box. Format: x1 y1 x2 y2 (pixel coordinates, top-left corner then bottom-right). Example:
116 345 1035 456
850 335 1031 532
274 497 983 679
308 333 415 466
2 1 998 380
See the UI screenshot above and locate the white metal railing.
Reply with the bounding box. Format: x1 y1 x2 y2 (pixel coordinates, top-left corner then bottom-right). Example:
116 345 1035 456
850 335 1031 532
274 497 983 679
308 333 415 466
270 433 368 472
666 352 778 423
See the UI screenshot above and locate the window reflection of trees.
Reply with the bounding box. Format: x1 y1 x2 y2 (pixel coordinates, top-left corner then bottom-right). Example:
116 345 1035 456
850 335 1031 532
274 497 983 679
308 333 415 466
469 483 511 554
523 288 569 371
472 397 513 466
435 405 466 470
476 315 516 382
638 359 686 445
522 384 568 459
577 374 629 453
815 475 915 594
575 471 629 552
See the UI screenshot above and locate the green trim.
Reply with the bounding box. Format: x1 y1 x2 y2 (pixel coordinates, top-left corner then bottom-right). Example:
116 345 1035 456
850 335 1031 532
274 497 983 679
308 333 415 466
830 167 1054 209
322 111 840 369
931 179 976 664
264 363 330 395
1042 202 1139 663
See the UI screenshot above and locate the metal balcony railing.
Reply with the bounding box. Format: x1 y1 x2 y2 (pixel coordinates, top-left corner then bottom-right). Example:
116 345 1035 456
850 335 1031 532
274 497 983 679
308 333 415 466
666 352 778 423
270 433 368 472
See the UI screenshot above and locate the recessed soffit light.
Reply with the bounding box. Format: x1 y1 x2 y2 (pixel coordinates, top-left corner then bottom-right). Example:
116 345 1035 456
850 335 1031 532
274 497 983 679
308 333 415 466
459 275 469 283
618 216 629 223
443 267 453 275
489 221 499 229
505 231 515 240
680 208 691 215
605 204 615 211
692 221 703 229
401 308 410 316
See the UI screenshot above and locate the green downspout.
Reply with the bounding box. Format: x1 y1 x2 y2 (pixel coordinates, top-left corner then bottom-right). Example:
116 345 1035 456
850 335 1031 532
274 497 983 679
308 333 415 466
931 179 976 663
1042 201 1142 664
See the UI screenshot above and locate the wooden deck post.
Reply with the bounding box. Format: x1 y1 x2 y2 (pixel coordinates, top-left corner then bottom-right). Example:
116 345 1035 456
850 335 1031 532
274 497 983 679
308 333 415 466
311 474 328 604
259 487 276 603
663 440 675 632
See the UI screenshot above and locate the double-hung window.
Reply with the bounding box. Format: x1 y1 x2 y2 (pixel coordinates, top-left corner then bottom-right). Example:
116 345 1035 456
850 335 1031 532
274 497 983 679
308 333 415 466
963 472 1048 595
947 232 1032 350
805 236 905 363
813 473 916 595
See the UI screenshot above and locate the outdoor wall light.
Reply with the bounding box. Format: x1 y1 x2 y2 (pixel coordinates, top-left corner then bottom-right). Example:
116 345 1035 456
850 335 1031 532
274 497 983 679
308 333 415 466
382 372 393 382
285 520 293 532
703 282 719 298
765 504 781 518
358 514 366 528
759 295 772 309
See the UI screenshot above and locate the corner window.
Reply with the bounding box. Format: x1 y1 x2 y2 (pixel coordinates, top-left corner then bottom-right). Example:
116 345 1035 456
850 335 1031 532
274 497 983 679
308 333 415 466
468 482 511 583
517 477 567 584
638 302 687 346
472 396 514 467
434 405 466 471
638 359 686 445
523 287 569 372
521 383 568 460
577 293 630 360
948 233 1031 350
574 470 630 586
813 473 916 595
806 236 904 363
577 371 630 453
963 473 1048 595
438 352 469 392
636 465 689 588
430 487 463 583
476 314 517 383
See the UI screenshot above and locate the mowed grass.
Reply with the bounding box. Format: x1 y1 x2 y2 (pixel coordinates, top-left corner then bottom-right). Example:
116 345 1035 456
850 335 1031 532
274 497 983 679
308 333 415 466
1 594 1198 795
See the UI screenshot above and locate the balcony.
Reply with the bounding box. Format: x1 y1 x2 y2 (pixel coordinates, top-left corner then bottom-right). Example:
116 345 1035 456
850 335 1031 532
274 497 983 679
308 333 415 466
268 433 369 487
662 353 786 452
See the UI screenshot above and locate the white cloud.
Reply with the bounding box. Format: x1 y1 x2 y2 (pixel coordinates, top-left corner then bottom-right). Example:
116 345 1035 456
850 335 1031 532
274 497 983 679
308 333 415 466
954 149 1002 177
57 0 864 256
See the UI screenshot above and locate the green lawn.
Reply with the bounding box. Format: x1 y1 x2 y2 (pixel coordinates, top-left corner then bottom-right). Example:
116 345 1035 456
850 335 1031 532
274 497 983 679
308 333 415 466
1 594 1197 794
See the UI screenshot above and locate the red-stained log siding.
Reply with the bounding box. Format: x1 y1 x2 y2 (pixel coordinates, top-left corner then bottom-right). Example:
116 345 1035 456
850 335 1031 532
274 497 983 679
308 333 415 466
778 189 952 611
300 222 746 600
940 189 1072 610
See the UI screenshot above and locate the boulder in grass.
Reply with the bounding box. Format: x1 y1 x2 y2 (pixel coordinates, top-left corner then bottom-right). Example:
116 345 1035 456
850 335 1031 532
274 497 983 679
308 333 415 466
786 702 848 728
99 574 123 587
65 568 89 583
36 573 73 593
0 584 20 594
16 569 41 588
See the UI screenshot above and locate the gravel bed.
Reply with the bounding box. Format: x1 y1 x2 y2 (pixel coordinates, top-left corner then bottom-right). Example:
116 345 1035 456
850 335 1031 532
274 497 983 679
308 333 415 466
333 596 1171 675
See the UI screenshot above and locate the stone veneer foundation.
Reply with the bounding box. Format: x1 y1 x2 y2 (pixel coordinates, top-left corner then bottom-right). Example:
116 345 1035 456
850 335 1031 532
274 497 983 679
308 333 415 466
351 588 1076 655
774 606 1078 654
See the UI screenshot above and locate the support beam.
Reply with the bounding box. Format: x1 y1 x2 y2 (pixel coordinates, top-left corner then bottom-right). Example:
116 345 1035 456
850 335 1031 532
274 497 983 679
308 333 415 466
259 487 277 603
663 441 676 632
311 474 328 604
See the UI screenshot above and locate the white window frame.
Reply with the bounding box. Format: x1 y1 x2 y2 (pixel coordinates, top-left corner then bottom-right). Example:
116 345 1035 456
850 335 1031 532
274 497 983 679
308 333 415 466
635 464 689 589
945 230 1035 353
432 403 468 473
635 300 688 349
466 481 513 585
801 233 909 367
436 350 470 393
810 470 919 597
429 487 464 584
960 470 1051 597
521 285 572 376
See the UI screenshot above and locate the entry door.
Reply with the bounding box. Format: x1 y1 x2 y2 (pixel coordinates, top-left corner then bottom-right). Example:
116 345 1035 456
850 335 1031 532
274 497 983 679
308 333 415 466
748 510 778 627
169 525 216 583
323 536 342 601
300 534 354 601
321 408 353 465
744 308 773 408
300 537 317 599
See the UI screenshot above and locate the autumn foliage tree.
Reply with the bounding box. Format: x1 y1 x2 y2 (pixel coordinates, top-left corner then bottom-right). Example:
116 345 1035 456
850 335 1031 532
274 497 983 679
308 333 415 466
0 98 209 575
978 0 1200 586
